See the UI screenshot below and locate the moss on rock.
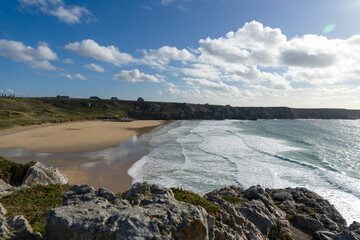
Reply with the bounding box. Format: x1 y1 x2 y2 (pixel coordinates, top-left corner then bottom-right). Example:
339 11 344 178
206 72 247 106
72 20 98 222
0 156 35 186
0 184 70 235
171 188 219 216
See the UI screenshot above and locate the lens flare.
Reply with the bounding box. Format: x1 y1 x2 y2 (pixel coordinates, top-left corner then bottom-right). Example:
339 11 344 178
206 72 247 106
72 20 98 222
322 23 336 34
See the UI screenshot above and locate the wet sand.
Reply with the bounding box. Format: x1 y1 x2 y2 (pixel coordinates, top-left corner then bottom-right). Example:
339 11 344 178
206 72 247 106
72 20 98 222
0 120 168 192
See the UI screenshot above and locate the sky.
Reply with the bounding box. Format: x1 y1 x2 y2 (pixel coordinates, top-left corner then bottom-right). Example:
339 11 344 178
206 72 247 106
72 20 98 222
1 0 360 108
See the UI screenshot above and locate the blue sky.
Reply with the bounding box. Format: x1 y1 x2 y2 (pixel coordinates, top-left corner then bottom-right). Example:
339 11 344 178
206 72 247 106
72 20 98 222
1 0 360 108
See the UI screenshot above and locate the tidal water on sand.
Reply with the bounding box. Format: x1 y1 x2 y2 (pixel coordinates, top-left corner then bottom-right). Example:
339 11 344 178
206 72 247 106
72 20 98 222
129 119 360 224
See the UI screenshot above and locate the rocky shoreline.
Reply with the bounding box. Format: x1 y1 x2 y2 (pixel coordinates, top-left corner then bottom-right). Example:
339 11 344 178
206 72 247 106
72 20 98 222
0 159 359 239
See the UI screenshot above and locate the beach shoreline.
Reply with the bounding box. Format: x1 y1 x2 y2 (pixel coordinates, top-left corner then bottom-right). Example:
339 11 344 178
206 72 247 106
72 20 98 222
0 120 170 192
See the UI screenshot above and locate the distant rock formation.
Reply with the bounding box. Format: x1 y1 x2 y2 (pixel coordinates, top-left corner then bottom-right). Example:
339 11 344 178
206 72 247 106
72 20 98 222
43 97 360 120
46 182 360 240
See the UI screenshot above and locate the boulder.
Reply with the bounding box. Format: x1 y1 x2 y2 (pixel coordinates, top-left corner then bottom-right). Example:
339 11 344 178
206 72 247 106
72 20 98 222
46 183 211 240
0 215 40 240
21 162 69 187
0 179 13 198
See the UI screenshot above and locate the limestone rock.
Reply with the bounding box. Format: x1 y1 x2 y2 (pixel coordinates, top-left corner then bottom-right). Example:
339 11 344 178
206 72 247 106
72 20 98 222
46 183 211 240
0 203 6 221
45 183 359 240
0 215 40 240
0 179 14 198
21 162 69 187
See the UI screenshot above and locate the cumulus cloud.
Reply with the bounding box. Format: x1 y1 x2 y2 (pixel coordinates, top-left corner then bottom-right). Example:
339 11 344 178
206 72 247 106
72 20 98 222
183 78 240 95
142 46 195 69
18 0 93 24
84 63 105 72
65 39 134 66
0 39 57 70
74 73 87 80
59 73 72 79
113 69 163 83
59 73 87 80
137 20 360 106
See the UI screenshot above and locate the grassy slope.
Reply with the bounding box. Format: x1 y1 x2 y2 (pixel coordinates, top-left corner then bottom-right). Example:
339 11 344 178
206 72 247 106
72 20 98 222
0 97 126 130
0 184 70 236
0 155 69 236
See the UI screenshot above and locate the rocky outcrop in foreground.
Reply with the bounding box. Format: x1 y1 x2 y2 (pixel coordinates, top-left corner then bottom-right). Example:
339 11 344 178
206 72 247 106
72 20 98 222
0 161 69 239
0 203 40 240
21 162 69 187
46 182 360 240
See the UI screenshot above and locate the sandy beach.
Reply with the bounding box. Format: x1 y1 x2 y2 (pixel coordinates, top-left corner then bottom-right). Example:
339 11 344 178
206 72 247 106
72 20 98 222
0 120 167 192
0 120 165 153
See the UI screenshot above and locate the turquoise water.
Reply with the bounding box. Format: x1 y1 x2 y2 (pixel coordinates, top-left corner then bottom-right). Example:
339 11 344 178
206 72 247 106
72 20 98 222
129 119 360 224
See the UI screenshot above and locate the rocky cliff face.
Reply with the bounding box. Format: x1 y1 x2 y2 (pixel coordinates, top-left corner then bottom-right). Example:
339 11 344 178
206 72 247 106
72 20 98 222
46 98 360 120
46 182 360 240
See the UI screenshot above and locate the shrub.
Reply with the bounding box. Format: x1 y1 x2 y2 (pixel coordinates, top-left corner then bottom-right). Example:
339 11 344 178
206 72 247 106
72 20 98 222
171 188 219 216
0 184 70 236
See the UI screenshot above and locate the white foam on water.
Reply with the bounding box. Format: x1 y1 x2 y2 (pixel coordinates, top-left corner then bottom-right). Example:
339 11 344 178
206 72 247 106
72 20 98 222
128 155 149 184
128 120 360 224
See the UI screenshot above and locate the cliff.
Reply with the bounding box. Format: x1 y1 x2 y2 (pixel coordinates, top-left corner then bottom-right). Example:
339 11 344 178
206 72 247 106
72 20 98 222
1 97 360 130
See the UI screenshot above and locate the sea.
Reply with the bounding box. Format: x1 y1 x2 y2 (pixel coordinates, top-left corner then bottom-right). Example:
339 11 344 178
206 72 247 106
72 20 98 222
129 119 360 224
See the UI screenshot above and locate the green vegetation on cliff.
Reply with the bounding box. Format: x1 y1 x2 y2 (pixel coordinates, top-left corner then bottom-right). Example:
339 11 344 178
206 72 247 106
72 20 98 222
0 156 34 186
2 96 360 130
0 97 126 129
171 188 219 216
0 184 70 235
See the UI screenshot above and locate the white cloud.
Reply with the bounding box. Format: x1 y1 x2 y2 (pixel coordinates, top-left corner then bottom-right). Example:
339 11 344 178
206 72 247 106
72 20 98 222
49 6 91 24
0 39 57 70
181 64 221 80
6 89 15 94
74 73 87 80
59 73 87 80
140 5 152 10
63 58 74 64
60 73 72 79
141 46 195 69
135 21 360 106
113 69 163 83
84 63 105 72
18 0 93 24
65 39 134 66
161 0 174 6
151 46 195 62
183 78 240 95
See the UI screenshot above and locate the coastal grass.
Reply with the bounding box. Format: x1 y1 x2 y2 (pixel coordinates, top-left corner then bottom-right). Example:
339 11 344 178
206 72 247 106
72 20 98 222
0 97 127 130
269 222 294 240
221 195 249 204
171 188 220 216
0 184 70 236
0 156 35 186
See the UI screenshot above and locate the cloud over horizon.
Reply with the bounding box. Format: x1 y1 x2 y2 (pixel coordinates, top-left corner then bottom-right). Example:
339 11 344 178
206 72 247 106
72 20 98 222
65 39 135 66
113 69 163 83
2 20 360 107
0 39 58 70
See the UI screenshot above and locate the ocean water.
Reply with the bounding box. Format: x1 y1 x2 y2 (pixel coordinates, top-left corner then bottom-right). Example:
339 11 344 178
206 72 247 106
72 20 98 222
129 119 360 224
